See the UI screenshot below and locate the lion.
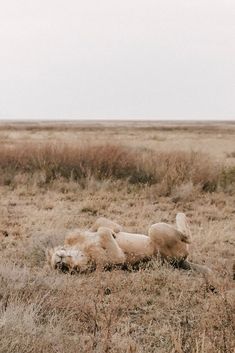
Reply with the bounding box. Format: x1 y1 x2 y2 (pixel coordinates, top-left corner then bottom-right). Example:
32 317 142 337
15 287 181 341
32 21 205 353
46 213 211 274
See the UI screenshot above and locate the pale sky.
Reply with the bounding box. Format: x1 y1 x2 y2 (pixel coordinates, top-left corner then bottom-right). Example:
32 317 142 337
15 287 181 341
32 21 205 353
0 0 235 120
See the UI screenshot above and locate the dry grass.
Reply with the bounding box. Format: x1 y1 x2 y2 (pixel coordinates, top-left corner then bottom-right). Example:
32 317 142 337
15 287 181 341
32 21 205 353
0 142 228 195
0 121 234 353
0 143 155 185
0 255 234 353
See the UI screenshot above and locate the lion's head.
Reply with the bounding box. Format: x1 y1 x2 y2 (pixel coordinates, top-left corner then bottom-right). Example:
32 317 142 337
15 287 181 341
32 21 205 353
46 246 90 273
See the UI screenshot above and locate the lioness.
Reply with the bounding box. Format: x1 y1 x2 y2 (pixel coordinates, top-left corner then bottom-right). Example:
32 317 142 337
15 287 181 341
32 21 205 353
46 214 211 274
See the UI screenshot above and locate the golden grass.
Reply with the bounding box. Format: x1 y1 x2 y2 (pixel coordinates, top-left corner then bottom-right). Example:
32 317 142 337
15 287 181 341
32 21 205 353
0 142 227 195
0 260 234 353
0 122 234 353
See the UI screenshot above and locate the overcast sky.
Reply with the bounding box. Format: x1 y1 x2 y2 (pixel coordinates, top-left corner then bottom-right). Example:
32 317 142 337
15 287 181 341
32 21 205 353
0 0 235 120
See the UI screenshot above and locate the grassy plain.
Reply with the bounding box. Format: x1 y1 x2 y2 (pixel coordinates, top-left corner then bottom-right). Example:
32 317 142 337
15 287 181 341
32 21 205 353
0 121 234 353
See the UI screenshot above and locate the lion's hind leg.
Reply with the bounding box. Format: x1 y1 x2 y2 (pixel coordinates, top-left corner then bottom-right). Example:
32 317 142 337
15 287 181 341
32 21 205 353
148 223 189 262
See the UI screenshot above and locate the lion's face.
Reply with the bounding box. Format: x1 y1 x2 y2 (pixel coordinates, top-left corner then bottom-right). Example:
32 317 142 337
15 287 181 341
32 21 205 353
46 246 89 273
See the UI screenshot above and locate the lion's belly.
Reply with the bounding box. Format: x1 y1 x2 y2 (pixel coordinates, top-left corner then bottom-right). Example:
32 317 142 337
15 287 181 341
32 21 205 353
115 232 153 262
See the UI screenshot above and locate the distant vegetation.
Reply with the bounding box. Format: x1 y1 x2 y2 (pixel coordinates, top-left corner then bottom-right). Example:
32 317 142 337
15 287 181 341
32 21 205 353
0 142 233 195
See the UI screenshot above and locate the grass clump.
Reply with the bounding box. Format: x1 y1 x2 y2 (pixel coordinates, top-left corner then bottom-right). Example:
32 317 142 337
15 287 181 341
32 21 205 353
0 142 223 194
0 143 155 185
219 166 235 192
